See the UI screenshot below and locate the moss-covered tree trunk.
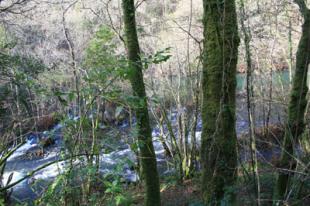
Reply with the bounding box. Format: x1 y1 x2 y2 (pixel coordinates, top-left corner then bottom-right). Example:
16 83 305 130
121 1 161 205
273 1 310 204
201 0 239 205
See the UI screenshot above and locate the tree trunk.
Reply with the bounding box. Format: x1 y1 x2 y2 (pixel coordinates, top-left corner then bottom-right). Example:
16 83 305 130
201 0 239 205
239 0 261 205
273 1 310 204
121 1 161 205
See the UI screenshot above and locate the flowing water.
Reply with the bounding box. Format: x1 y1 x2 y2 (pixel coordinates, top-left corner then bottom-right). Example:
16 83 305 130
4 70 300 204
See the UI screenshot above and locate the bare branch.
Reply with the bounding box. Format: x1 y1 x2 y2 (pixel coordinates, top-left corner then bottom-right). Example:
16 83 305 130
105 0 125 45
171 19 203 53
135 0 146 9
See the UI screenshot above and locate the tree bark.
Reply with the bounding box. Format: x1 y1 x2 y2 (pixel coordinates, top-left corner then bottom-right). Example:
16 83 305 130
273 0 310 204
239 0 261 205
121 1 161 205
201 0 239 205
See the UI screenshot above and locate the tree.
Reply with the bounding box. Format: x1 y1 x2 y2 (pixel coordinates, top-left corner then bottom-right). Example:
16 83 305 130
121 0 161 205
201 0 239 204
273 0 310 204
239 0 261 205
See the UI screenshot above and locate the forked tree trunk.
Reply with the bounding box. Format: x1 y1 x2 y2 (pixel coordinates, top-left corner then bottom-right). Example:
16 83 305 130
121 0 161 205
273 1 310 204
201 0 239 205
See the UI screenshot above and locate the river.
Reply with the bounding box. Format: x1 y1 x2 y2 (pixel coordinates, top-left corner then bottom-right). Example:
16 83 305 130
3 70 300 205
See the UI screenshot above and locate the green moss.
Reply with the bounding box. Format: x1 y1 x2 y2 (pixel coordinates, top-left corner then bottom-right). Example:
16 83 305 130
122 0 161 205
201 0 239 205
273 9 310 204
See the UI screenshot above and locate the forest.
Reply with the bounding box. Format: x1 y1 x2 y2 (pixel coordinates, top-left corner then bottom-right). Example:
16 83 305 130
0 0 309 205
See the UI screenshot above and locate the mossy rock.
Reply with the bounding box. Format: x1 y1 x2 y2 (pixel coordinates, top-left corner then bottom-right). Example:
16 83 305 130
39 136 55 148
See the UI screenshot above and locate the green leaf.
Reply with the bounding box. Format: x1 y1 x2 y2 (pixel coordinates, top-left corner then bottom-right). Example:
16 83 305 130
115 195 127 206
